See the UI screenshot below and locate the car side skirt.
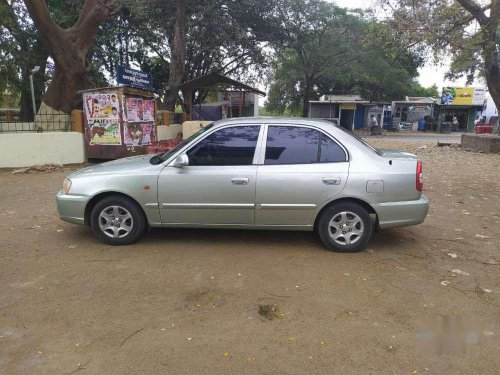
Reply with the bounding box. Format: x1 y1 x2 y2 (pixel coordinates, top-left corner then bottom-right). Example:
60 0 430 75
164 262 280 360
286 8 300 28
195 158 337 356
151 223 314 231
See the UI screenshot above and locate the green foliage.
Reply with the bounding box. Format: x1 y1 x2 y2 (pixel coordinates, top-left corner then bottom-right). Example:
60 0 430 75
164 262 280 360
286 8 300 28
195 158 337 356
407 81 439 98
263 1 423 115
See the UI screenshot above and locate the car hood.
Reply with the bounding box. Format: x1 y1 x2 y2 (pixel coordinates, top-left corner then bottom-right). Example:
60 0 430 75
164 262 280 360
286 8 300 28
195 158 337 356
377 148 418 159
68 154 157 178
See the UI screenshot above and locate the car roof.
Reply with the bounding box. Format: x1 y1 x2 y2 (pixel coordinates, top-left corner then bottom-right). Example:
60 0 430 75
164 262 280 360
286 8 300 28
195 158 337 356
212 117 339 131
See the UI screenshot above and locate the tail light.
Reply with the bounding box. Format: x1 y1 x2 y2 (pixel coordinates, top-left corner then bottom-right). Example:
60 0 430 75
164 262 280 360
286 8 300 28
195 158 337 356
416 160 423 191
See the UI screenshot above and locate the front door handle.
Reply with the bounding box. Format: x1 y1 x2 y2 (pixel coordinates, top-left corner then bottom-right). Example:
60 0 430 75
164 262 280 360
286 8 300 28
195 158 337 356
231 177 249 185
323 177 341 185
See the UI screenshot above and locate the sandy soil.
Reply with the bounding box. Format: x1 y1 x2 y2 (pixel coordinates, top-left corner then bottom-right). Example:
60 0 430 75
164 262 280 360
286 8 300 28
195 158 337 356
0 138 499 374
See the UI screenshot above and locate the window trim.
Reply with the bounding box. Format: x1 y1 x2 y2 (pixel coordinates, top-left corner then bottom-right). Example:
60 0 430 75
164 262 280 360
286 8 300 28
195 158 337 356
182 124 263 167
259 124 349 166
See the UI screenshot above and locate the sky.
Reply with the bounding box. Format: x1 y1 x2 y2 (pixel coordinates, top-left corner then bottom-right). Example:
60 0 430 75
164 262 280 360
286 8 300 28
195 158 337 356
328 0 480 90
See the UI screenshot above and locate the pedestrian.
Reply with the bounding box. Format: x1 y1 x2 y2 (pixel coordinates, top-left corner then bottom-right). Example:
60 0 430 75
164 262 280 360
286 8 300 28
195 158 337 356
370 115 381 135
453 116 459 131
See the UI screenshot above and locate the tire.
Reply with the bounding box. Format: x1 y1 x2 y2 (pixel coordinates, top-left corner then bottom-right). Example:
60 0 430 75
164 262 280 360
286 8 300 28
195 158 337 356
317 202 373 253
90 195 147 245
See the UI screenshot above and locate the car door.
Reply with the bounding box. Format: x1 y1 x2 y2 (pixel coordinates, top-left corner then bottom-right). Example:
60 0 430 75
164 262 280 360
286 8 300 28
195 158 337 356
255 124 349 226
158 124 262 225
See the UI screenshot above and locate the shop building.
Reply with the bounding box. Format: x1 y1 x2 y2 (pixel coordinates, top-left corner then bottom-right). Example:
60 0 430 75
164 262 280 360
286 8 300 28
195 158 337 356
308 95 391 130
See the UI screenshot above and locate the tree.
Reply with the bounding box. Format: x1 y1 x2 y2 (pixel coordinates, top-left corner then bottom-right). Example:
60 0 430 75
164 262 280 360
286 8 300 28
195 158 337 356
263 2 422 115
408 82 439 98
165 0 186 111
381 0 500 132
0 0 49 119
23 0 120 114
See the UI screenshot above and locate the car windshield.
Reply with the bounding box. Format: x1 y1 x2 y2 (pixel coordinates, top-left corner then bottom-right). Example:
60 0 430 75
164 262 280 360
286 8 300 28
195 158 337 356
158 123 214 162
333 124 381 156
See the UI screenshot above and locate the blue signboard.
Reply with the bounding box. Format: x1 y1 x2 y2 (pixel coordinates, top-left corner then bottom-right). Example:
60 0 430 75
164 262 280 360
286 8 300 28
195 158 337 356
116 65 153 90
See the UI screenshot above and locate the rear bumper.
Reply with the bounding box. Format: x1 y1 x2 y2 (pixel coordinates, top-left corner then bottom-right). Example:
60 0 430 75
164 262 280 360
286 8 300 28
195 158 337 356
373 195 429 229
56 191 89 225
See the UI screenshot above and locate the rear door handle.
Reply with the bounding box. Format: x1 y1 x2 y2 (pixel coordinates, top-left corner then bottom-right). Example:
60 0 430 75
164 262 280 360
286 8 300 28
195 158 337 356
323 177 341 185
231 177 249 185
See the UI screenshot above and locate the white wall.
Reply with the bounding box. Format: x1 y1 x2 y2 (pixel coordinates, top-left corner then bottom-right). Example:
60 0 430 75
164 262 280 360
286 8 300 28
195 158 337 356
0 132 85 168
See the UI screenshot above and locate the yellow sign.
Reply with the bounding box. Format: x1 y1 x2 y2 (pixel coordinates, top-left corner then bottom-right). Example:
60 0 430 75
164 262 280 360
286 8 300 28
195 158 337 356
340 103 357 110
441 87 485 105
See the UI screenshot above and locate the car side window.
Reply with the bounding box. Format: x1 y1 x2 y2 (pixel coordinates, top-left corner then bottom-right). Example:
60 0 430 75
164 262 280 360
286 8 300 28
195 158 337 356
320 133 347 162
265 126 346 165
187 125 260 166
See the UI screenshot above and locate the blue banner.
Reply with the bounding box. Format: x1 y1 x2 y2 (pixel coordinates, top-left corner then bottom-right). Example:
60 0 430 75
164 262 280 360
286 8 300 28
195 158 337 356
116 65 153 90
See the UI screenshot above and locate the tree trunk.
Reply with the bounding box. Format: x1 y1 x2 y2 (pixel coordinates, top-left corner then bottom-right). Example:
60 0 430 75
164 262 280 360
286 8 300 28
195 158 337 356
165 0 187 112
482 25 500 134
302 77 313 118
19 40 49 121
23 0 119 114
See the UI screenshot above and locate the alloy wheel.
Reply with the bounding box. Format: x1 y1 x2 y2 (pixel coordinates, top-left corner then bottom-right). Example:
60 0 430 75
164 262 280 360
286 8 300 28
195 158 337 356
98 205 134 239
327 211 364 246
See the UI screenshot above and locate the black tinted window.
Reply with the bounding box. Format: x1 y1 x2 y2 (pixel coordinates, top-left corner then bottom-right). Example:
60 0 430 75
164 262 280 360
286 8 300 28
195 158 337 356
320 134 346 162
187 126 260 166
265 126 345 164
265 126 319 165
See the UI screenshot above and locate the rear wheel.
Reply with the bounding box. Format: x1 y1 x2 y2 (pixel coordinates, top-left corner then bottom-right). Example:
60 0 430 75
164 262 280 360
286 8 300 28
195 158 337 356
90 195 146 245
317 202 373 252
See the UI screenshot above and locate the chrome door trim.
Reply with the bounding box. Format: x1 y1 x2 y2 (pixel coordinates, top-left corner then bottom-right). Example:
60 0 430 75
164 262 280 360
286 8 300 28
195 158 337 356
162 203 255 209
258 203 317 210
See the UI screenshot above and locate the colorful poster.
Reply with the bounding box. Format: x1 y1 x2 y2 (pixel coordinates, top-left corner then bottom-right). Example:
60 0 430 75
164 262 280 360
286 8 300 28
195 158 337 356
125 97 144 122
83 92 120 120
89 119 122 145
124 122 155 146
143 99 155 122
441 87 486 106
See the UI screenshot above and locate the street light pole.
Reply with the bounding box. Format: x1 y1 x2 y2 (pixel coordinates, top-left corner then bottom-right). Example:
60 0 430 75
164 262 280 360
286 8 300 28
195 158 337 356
29 66 40 120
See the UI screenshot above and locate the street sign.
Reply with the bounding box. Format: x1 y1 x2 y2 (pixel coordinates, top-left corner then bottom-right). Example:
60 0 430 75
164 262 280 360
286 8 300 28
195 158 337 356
116 65 153 90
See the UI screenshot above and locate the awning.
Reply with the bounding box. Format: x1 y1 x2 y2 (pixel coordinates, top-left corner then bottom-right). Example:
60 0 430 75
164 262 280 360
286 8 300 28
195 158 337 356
174 72 266 97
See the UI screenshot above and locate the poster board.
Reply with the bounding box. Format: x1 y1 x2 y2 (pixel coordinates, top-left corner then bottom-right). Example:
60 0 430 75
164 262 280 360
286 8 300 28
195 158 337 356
82 87 157 159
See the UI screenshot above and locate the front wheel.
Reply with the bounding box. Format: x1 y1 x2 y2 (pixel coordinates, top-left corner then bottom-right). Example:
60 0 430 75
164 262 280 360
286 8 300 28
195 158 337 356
317 203 373 253
90 195 146 245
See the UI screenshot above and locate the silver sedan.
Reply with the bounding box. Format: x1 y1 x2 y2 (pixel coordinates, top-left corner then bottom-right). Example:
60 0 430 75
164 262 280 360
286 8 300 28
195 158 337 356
57 118 428 252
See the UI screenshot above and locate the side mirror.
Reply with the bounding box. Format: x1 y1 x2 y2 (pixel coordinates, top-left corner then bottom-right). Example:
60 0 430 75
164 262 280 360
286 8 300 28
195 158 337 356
173 154 189 168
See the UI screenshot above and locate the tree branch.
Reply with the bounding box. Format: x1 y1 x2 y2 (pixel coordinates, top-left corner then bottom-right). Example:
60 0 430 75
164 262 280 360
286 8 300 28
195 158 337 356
23 0 62 47
455 0 490 25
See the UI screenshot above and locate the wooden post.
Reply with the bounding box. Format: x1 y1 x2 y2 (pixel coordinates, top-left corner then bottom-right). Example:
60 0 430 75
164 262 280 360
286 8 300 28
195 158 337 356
6 110 14 122
239 92 243 117
161 111 171 126
71 109 84 133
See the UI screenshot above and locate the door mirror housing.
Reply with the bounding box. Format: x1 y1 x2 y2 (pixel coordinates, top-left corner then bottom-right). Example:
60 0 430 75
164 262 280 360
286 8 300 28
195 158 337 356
172 154 189 168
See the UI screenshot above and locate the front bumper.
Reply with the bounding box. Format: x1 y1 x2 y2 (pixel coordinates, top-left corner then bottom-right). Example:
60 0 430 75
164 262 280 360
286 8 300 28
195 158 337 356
56 190 90 225
373 195 429 229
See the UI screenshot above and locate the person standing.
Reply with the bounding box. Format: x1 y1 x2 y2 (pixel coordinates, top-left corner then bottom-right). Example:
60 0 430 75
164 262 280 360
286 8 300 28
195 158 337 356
453 116 459 131
370 115 381 135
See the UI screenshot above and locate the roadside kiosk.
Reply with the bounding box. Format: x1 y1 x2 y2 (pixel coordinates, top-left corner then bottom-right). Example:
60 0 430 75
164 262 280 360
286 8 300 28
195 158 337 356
81 86 157 160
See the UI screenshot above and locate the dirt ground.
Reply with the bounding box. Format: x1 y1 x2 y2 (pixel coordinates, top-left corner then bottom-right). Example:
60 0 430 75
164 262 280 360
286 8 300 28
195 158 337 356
1 138 499 374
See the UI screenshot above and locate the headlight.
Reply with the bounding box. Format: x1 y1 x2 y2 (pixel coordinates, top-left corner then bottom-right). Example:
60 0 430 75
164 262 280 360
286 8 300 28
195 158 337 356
62 178 72 195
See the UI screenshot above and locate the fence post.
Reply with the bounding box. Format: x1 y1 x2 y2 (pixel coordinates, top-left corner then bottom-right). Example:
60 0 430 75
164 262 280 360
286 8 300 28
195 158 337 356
71 110 84 133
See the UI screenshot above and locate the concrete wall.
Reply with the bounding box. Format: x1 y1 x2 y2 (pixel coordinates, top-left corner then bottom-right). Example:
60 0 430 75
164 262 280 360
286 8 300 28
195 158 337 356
0 132 85 168
461 134 500 154
157 124 182 141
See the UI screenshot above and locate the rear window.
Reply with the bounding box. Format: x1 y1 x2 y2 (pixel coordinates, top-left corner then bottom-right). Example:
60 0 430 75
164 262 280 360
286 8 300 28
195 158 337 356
334 124 381 155
265 126 346 165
